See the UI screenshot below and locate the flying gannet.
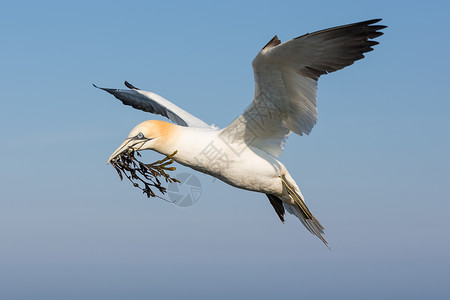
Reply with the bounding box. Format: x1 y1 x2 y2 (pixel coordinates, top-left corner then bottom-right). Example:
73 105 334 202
95 19 386 248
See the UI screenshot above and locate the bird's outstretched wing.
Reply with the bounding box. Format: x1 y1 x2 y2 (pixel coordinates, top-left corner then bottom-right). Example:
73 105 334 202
94 81 211 128
220 19 386 157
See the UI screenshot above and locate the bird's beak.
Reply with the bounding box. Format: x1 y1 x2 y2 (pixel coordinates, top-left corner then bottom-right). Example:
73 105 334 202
107 138 133 164
107 138 151 164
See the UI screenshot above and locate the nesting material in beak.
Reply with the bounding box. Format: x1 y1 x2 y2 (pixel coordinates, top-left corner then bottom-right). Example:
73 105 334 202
109 149 180 198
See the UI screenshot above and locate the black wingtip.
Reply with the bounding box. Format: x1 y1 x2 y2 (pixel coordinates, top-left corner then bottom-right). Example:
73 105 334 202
92 84 121 96
124 81 140 90
365 19 388 31
367 18 382 23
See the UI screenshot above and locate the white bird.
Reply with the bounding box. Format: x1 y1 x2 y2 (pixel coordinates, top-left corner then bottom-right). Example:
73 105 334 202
95 19 386 248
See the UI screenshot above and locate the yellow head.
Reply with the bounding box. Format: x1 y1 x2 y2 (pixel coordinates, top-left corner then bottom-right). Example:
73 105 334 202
107 120 177 164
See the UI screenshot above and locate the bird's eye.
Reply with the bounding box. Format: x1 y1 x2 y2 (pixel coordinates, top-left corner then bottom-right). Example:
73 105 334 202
137 132 144 139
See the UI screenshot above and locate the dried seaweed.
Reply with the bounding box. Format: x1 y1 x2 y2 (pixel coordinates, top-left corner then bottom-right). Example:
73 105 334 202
110 150 180 199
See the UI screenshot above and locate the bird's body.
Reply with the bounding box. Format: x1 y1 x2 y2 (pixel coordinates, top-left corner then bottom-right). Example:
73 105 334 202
95 19 386 248
167 124 287 195
126 120 287 196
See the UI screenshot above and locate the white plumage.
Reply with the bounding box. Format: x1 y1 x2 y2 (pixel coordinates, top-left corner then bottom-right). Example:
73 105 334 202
95 19 386 248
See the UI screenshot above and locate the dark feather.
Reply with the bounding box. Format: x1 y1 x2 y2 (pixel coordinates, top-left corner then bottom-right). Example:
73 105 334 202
286 18 387 80
266 194 285 223
124 81 140 90
262 35 281 50
92 84 188 126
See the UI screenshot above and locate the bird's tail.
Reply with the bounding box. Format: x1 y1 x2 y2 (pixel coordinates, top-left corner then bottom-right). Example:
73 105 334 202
280 175 330 249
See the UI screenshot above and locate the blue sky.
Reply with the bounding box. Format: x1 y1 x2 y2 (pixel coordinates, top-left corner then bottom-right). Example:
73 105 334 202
1 0 449 299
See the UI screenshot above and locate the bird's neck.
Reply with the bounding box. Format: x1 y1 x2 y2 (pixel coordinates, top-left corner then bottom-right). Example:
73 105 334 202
152 121 183 155
154 125 217 172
